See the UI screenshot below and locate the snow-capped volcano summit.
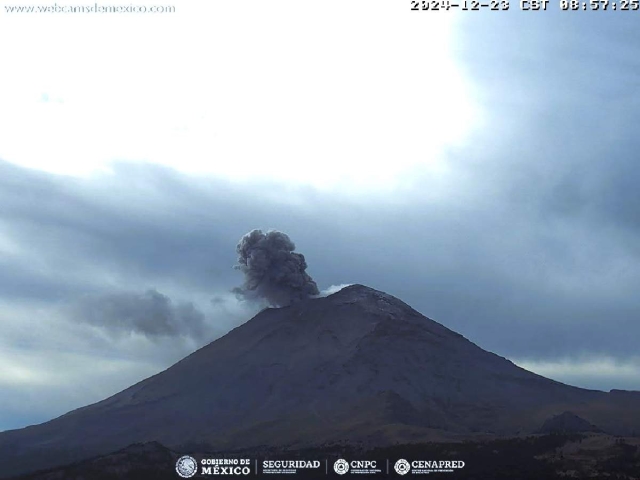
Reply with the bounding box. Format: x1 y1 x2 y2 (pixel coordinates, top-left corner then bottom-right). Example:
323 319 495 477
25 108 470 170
1 284 639 478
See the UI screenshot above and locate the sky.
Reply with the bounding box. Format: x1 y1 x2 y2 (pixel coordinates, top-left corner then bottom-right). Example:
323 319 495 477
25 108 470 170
1 0 640 431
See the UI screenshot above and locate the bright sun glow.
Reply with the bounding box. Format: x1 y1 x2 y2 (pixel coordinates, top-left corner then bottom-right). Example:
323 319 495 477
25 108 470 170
0 1 475 189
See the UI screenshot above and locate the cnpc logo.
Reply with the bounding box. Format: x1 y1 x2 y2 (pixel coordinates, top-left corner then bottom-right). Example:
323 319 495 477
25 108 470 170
334 459 378 475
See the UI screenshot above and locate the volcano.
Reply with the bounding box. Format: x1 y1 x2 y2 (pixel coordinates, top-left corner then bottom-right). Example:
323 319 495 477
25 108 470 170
1 284 639 478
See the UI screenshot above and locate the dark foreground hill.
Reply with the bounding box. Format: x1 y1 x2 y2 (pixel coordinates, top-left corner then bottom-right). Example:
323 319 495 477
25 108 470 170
11 435 640 480
1 284 639 477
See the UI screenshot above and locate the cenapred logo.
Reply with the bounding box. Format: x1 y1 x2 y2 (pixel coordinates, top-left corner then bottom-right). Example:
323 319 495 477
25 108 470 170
394 458 465 475
176 455 198 478
334 458 349 475
394 459 410 476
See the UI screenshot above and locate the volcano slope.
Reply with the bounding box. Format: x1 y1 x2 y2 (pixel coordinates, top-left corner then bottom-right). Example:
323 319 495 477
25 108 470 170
1 284 638 477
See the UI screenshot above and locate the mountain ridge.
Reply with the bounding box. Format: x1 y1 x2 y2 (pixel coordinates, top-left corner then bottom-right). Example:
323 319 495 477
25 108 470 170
1 284 638 478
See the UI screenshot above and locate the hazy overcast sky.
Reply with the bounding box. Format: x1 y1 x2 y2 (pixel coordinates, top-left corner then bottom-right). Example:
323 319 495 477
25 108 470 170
1 1 639 431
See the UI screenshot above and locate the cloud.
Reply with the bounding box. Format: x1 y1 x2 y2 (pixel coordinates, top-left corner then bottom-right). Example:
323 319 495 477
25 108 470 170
70 289 206 339
513 356 640 392
1 7 640 439
320 284 353 296
5 29 640 429
3 156 640 366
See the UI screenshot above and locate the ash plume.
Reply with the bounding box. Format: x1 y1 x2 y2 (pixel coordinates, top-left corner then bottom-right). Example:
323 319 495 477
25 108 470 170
234 229 319 306
72 289 206 339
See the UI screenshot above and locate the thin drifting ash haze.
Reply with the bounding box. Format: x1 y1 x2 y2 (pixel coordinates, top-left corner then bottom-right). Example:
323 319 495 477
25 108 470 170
234 229 319 307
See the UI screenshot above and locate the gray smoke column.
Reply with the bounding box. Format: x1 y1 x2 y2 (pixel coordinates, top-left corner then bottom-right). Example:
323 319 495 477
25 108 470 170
234 229 319 306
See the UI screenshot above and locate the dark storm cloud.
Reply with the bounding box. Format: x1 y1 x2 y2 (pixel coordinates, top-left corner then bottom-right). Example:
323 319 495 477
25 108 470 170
2 151 640 368
233 229 319 306
0 161 263 299
0 258 83 302
71 289 205 338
